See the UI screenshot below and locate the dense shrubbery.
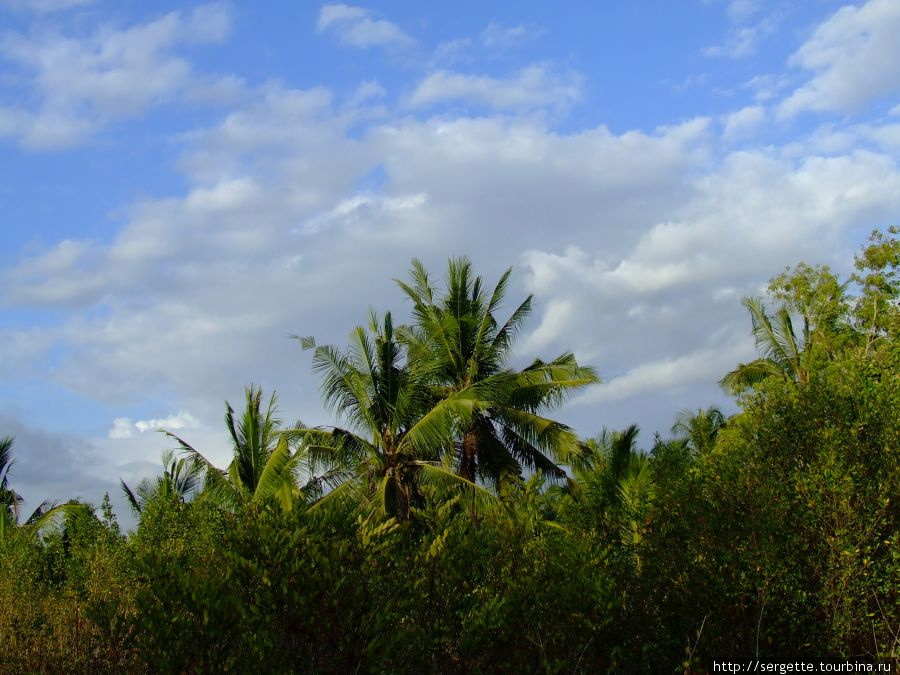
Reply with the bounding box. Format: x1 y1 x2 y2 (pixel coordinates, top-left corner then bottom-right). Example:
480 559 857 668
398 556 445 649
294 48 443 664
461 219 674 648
1 231 898 673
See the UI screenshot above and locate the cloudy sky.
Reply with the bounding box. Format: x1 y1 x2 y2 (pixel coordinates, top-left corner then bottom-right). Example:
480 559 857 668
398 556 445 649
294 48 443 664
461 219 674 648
2 0 899 523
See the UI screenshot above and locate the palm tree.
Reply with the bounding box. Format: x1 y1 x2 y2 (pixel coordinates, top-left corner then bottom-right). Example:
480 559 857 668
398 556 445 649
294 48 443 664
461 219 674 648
0 436 75 544
165 386 312 512
722 262 852 395
120 449 203 516
395 257 599 486
553 425 655 572
294 310 491 520
720 297 811 394
573 425 644 507
1 436 23 523
671 406 726 456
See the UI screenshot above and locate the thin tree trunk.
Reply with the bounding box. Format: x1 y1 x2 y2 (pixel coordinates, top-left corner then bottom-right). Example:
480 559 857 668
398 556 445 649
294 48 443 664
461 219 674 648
459 429 477 482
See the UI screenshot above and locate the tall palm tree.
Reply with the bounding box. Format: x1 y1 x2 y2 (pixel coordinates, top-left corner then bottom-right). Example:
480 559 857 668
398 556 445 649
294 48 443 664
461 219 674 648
166 386 312 512
671 406 726 456
395 257 599 485
294 310 491 520
120 449 203 516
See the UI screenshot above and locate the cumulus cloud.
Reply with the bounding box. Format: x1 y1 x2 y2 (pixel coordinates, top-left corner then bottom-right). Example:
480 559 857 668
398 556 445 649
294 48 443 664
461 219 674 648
780 0 900 117
109 411 201 438
7 82 899 444
0 3 234 149
5 0 900 469
407 65 583 112
108 418 134 439
317 4 414 49
481 22 538 50
575 344 748 405
703 3 780 59
722 105 766 142
348 79 386 106
725 0 759 23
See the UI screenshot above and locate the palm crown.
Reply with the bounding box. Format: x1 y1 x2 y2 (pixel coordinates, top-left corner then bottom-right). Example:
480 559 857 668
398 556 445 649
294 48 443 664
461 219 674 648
395 257 599 485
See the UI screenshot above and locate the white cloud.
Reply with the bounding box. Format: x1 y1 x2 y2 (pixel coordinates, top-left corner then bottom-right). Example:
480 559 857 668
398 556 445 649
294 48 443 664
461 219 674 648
0 3 234 149
780 0 900 117
407 65 583 112
703 8 780 59
133 411 201 433
722 105 766 141
516 298 575 355
428 38 473 68
0 0 96 13
5 43 900 462
317 3 368 28
481 22 538 50
575 345 748 405
726 0 759 23
317 4 414 49
109 411 202 438
348 79 386 106
108 417 134 439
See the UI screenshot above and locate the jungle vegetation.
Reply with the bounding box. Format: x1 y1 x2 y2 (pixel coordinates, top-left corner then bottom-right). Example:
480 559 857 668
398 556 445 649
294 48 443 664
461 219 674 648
1 228 898 673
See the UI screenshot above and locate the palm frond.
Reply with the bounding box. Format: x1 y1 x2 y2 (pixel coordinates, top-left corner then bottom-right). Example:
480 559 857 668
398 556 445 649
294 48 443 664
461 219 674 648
414 461 500 517
719 358 784 394
398 389 478 458
164 430 241 510
495 407 583 468
120 479 143 515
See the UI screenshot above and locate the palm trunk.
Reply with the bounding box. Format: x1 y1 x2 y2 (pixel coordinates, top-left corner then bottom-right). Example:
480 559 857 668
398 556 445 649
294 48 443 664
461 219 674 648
459 429 477 482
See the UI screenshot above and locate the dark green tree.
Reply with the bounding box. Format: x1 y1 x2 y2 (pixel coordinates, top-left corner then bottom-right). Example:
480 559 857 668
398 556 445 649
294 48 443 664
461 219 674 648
166 386 312 511
396 257 599 485
295 311 491 520
671 406 726 456
120 449 203 516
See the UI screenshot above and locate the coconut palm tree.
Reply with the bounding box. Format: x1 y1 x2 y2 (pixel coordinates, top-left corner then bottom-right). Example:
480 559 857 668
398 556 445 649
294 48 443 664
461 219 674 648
0 436 75 544
551 425 654 571
671 406 726 456
120 449 203 516
719 297 811 394
721 263 852 395
1 436 23 523
165 386 312 512
395 257 599 486
293 310 492 520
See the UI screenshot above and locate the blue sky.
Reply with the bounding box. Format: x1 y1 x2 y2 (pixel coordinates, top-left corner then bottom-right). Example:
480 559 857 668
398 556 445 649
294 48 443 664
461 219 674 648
2 0 900 523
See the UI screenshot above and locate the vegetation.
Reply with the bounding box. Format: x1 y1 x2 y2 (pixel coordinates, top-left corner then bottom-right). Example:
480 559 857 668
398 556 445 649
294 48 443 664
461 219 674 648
1 233 898 673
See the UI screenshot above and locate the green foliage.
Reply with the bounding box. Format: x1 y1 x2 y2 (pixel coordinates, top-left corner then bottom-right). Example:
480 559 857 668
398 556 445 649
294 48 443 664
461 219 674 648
4 237 900 671
396 257 599 485
293 309 495 521
852 226 900 349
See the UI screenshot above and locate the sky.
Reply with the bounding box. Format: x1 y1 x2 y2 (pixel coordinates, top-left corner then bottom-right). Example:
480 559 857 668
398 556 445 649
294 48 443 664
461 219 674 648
2 0 900 525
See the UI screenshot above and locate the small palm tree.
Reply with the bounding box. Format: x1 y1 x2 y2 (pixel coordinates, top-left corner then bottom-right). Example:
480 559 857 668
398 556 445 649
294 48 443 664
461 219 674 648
166 386 312 511
396 257 599 486
671 406 726 456
720 297 810 394
120 449 203 515
1 436 23 523
555 425 655 572
0 436 75 544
